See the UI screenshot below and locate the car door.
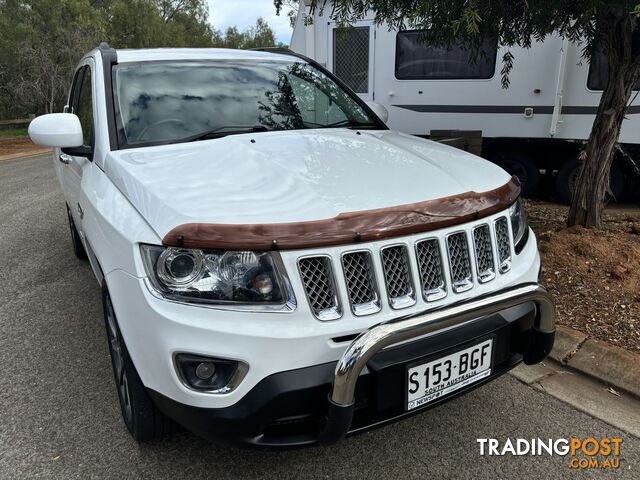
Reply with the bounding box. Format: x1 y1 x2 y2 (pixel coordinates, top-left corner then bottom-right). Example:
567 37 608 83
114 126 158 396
56 67 84 206
61 62 95 230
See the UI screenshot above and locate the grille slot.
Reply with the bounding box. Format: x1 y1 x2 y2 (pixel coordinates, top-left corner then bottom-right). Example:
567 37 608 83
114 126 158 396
415 239 446 301
342 251 380 315
495 217 512 273
381 245 415 309
298 256 341 320
472 224 496 283
446 232 473 293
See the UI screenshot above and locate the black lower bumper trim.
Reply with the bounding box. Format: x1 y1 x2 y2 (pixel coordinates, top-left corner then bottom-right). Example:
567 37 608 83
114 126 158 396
524 328 555 364
149 302 553 448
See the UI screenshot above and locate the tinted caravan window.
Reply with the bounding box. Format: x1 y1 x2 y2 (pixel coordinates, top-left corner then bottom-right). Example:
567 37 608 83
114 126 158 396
587 33 640 90
395 31 497 80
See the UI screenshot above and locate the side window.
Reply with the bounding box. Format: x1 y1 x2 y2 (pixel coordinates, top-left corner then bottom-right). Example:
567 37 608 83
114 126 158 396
288 73 348 126
76 66 94 146
286 65 370 126
69 67 84 114
395 31 497 80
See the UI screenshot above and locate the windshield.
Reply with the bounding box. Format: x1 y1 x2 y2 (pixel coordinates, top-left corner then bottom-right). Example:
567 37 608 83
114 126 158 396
112 59 380 148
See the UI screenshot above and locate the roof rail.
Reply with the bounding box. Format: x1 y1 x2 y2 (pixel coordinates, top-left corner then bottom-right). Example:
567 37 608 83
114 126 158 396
249 47 316 66
250 47 295 54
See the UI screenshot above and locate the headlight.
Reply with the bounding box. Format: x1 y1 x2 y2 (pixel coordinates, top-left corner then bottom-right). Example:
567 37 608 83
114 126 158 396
509 198 529 254
141 245 291 306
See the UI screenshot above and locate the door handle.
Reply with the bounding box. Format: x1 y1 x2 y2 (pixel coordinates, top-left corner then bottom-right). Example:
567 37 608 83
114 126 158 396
59 154 72 165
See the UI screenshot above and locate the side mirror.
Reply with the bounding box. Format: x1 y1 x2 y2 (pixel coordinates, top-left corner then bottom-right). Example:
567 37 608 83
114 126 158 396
28 113 83 148
366 101 389 124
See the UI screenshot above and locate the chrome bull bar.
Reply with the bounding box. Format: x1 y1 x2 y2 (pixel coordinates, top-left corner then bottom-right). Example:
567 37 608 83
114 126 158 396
318 282 555 443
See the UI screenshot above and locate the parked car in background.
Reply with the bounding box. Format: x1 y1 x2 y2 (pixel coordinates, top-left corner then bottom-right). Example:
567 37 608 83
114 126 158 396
290 1 640 200
28 43 555 447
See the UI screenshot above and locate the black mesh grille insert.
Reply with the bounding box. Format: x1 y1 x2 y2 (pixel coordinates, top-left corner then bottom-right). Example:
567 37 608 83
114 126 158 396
447 232 472 286
381 246 413 301
342 251 377 307
415 239 445 297
495 217 512 272
473 224 495 281
298 256 339 318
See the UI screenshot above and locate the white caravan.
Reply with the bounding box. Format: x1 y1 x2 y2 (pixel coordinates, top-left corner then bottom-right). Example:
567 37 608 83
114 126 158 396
290 1 640 200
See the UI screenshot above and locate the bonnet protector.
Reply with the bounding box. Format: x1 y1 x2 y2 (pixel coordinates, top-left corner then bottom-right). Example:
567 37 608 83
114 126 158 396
162 176 521 251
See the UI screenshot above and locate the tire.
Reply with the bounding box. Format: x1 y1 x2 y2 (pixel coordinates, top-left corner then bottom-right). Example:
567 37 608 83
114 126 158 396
67 205 87 260
490 152 540 197
103 286 172 441
555 158 625 204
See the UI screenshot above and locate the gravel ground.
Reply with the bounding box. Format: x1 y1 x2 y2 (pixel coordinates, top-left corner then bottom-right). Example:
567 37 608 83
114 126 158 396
0 136 47 158
0 155 638 479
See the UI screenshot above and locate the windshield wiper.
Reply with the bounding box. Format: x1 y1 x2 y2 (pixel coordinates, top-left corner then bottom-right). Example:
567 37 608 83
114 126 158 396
175 125 269 143
321 119 377 129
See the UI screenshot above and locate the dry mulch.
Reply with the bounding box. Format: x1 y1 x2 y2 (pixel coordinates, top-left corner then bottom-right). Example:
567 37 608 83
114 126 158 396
525 199 640 354
0 136 50 160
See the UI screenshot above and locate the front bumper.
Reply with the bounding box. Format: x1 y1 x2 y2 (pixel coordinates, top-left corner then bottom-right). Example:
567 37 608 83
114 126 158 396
148 283 555 447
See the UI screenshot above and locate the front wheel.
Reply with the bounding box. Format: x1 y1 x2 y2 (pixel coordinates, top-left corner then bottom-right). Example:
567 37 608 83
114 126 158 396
103 286 173 441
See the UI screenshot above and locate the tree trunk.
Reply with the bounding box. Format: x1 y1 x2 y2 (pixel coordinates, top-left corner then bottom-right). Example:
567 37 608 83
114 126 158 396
567 11 640 228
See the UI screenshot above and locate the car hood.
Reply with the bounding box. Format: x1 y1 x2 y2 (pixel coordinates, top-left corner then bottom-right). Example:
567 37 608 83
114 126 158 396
104 129 511 239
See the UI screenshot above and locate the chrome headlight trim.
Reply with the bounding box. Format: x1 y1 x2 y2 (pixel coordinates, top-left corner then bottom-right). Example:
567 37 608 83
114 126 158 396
509 197 529 254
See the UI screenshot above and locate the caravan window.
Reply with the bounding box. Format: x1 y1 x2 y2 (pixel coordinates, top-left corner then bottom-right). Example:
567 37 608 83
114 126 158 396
395 31 497 80
587 37 640 91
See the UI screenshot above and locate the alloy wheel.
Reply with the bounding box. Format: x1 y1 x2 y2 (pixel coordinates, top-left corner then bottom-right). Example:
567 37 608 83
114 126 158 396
105 296 133 424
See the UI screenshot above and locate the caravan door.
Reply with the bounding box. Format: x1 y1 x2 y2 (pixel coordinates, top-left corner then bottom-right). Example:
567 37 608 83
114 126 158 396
328 21 375 101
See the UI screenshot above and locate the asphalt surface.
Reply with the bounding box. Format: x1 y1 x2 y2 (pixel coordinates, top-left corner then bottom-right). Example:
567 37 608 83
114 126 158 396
0 153 638 479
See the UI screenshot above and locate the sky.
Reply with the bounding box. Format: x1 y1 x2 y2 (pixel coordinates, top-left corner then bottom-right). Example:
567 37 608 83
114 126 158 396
207 1 296 45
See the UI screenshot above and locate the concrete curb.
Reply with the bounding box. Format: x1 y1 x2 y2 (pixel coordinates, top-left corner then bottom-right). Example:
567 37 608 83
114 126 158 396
549 325 640 398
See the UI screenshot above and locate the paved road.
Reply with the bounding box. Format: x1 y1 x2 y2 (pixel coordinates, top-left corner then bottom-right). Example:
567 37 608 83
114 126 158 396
0 154 638 479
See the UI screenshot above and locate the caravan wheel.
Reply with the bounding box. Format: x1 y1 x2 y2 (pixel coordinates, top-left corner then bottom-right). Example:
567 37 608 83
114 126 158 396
490 152 540 197
555 158 624 204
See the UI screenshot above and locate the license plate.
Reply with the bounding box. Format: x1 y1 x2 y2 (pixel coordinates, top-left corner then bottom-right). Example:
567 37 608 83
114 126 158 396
406 338 493 410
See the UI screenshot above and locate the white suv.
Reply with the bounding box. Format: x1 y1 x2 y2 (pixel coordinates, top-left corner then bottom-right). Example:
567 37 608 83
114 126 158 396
29 43 555 447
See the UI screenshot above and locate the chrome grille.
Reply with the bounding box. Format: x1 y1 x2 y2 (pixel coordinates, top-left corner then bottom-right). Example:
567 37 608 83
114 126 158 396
381 245 415 309
296 214 515 318
446 232 473 293
298 256 340 320
342 251 380 315
495 217 512 273
415 239 446 301
472 224 496 283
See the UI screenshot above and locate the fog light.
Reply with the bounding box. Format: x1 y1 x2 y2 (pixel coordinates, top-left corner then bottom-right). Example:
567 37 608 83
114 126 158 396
174 353 247 392
195 362 216 380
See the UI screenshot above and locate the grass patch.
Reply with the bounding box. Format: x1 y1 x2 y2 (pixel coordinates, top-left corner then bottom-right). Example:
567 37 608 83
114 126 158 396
0 127 28 137
530 221 544 230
